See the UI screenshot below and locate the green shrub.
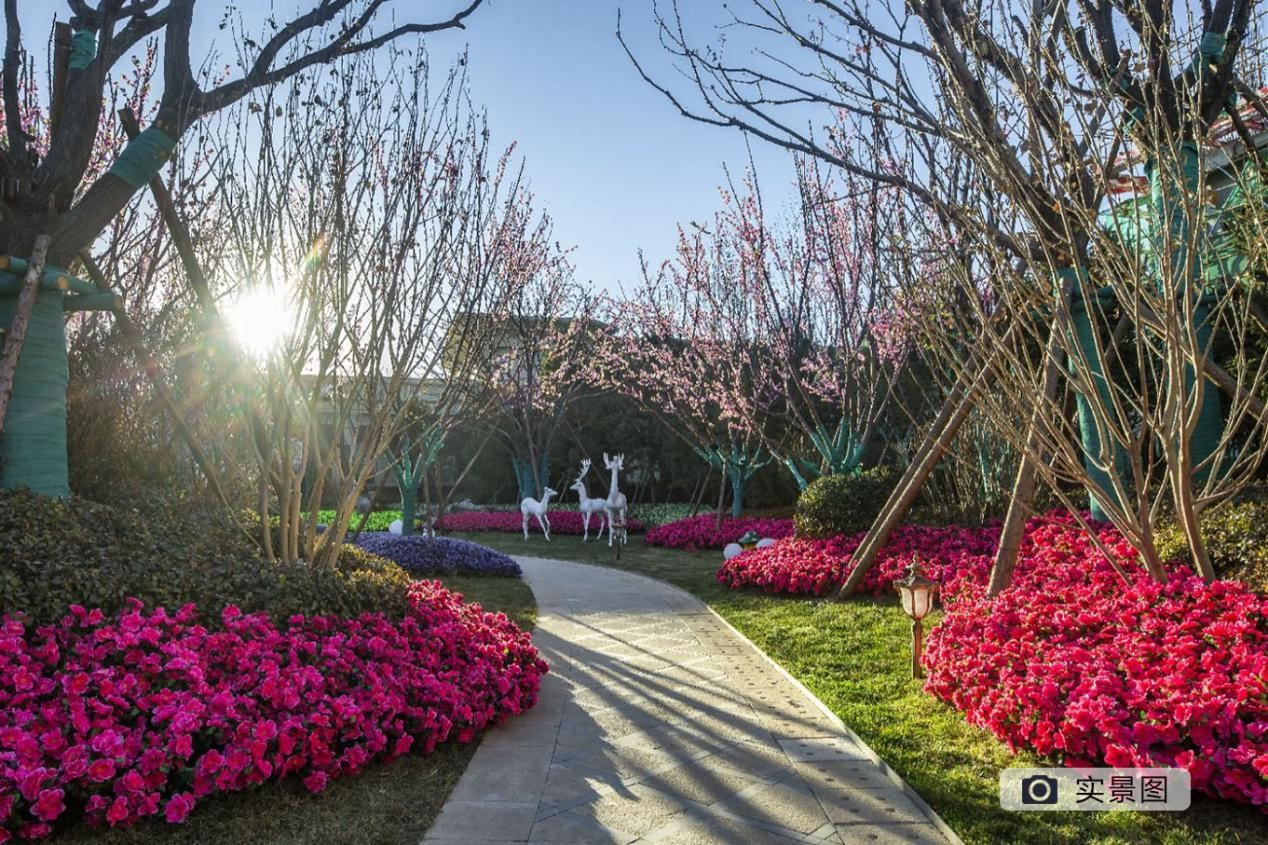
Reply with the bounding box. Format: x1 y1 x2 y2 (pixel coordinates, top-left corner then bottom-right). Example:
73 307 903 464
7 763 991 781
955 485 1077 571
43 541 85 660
1155 491 1268 592
0 489 411 626
794 467 899 539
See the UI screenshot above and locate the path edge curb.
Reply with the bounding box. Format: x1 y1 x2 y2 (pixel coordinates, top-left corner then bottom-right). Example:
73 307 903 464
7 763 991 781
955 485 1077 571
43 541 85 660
514 555 965 845
700 603 966 845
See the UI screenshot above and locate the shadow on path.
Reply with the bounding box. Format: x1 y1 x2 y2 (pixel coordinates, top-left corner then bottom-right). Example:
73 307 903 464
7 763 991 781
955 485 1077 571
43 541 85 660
423 557 956 845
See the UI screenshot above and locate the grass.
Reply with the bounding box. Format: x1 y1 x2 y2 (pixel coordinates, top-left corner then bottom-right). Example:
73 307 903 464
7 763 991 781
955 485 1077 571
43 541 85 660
456 531 1268 845
53 572 536 845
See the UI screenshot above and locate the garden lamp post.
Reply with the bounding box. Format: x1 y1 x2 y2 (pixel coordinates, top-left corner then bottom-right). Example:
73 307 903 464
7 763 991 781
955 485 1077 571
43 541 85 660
894 558 938 679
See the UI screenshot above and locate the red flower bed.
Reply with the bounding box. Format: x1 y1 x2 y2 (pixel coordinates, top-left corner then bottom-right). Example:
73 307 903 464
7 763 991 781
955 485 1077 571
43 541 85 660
925 516 1268 810
0 582 548 839
717 510 1268 810
437 510 643 536
715 522 1000 596
644 514 795 550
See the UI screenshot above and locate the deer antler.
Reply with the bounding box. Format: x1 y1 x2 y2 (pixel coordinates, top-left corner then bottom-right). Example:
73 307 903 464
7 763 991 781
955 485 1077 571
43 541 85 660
576 458 591 483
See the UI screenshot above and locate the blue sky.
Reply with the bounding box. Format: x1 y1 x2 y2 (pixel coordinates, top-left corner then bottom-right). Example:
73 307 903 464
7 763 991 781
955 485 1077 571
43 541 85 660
23 0 802 294
422 0 799 293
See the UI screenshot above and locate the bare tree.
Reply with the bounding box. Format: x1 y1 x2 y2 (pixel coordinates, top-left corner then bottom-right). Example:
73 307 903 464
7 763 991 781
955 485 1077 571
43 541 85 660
3 0 487 263
193 49 527 566
0 0 488 501
482 255 592 504
625 0 1268 590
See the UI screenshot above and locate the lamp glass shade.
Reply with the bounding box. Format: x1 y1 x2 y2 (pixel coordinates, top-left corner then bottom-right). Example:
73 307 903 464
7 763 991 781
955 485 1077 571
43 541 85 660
908 585 935 620
898 584 916 618
894 563 937 620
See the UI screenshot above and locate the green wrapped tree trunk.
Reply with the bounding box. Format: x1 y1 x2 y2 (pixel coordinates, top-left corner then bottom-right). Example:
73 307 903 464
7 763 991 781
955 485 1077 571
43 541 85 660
398 480 418 536
727 465 747 518
512 452 550 501
1150 141 1223 483
1065 266 1123 520
394 431 443 536
697 441 767 518
0 291 69 498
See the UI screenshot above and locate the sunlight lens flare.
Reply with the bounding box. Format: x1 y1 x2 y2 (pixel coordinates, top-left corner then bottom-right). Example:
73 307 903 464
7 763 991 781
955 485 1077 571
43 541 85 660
226 285 294 358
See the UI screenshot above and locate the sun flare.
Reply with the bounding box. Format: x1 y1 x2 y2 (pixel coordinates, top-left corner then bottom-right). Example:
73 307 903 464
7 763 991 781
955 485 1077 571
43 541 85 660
226 285 294 358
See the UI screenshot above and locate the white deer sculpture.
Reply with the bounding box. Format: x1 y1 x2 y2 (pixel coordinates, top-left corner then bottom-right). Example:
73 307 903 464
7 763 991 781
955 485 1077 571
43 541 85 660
603 452 628 547
570 459 608 541
520 486 558 540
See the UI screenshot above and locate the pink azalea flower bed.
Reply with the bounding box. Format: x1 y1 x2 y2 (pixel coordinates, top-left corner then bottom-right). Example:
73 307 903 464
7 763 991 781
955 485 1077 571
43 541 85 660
717 512 1268 810
0 581 548 840
644 514 795 550
926 517 1268 810
716 521 1001 596
436 509 643 536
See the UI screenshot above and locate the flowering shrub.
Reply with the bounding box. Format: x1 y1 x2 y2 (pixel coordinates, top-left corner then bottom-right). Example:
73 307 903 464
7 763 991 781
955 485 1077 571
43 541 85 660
644 514 795 551
353 534 522 577
0 582 548 838
716 522 1000 594
718 510 1268 810
925 515 1268 810
437 509 643 536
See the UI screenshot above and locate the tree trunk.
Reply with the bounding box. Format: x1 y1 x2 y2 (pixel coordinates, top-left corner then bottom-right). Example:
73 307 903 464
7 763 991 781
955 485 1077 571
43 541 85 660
987 274 1072 596
729 467 746 518
0 234 50 430
1152 142 1223 485
1069 281 1123 521
397 463 417 537
832 334 1006 599
0 235 69 497
714 467 726 529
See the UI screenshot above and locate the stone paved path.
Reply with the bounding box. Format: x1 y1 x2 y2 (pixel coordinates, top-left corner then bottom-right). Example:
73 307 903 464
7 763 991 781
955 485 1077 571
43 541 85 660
424 557 958 845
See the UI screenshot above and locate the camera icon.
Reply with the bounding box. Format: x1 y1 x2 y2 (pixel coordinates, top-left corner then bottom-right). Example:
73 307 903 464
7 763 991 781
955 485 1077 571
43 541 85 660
1020 774 1059 805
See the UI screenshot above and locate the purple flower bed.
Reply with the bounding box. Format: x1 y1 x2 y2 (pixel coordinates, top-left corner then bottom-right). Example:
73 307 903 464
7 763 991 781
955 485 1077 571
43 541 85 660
436 510 644 536
352 534 522 577
644 514 795 550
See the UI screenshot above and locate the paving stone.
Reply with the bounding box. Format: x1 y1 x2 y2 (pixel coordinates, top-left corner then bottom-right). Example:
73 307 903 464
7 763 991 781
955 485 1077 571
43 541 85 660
635 758 761 804
567 742 689 782
426 800 537 841
796 759 894 792
448 763 551 803
815 786 928 825
538 766 607 807
473 743 556 771
701 739 796 780
778 735 874 763
646 814 814 844
711 779 835 835
835 823 949 844
569 784 687 837
529 809 638 844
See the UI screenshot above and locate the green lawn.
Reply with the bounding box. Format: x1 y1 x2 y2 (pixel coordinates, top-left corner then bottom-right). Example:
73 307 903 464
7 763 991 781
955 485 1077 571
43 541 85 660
54 573 536 845
455 532 1268 845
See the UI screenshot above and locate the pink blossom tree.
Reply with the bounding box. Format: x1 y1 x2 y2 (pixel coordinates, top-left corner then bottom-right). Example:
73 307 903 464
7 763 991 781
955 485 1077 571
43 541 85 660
594 161 913 520
714 161 913 489
468 198 591 503
592 199 776 518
